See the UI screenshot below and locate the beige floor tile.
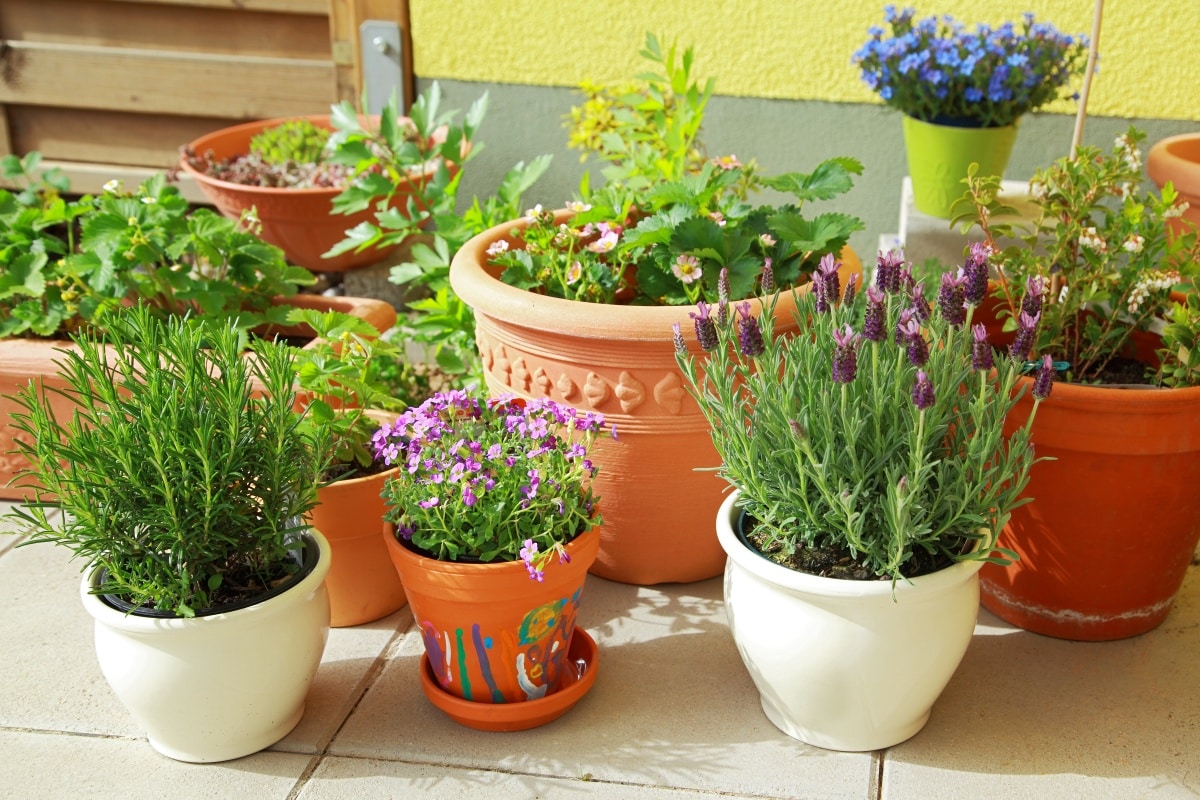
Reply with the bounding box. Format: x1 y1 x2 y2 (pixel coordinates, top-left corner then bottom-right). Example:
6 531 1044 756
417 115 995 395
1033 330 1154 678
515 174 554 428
329 574 874 800
882 568 1200 799
0 729 311 800
298 756 772 799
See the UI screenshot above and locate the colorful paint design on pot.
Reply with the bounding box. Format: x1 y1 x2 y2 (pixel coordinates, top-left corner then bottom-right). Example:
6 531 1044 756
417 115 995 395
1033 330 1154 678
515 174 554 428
420 589 582 703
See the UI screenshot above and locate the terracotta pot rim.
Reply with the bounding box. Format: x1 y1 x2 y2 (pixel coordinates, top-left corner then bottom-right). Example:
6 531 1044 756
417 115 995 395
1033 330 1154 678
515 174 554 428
179 113 452 196
386 527 599 579
449 210 862 339
1147 132 1200 191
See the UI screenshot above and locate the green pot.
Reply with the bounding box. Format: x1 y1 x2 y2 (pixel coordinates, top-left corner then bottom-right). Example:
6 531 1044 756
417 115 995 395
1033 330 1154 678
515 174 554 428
902 115 1019 219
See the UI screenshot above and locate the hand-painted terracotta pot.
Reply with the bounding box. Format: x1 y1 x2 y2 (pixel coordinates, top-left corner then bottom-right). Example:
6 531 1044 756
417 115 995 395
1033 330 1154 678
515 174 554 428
180 115 454 272
0 294 396 500
449 212 862 585
981 371 1200 641
717 492 982 752
310 463 407 627
384 527 599 719
1147 133 1200 239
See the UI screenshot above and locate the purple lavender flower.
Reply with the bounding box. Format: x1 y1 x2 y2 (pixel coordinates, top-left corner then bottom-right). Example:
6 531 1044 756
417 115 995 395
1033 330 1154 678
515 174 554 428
842 273 858 306
672 322 687 355
760 258 775 295
1032 353 1055 400
875 250 905 294
898 266 916 296
963 243 990 306
690 301 718 351
736 301 765 357
912 370 935 410
814 253 840 313
909 281 931 323
863 286 886 342
717 268 730 327
937 270 968 327
1021 275 1045 319
894 307 915 346
1009 310 1040 361
971 323 994 371
899 316 929 366
831 324 860 384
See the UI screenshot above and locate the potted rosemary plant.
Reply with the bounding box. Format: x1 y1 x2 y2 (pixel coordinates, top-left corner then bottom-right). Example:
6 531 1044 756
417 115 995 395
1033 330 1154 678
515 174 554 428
4 305 332 762
676 249 1050 751
449 33 865 585
956 128 1200 640
374 390 605 731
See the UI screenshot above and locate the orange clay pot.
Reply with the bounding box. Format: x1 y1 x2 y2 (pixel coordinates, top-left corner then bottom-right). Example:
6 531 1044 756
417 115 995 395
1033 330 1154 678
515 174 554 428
383 527 599 709
1147 133 1200 240
0 294 396 501
977 314 1200 641
309 462 407 628
180 115 455 272
449 212 862 585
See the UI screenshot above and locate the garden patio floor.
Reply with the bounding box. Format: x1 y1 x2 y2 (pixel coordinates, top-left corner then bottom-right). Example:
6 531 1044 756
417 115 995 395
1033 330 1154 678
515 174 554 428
2 500 1198 800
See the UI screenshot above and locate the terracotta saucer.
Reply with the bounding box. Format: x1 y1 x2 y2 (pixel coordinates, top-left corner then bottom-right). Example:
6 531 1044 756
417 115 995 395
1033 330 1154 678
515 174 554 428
419 628 599 732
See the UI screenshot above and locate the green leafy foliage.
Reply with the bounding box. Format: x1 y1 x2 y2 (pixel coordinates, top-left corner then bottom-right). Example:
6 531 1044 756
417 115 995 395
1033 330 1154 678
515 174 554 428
249 119 331 166
5 305 328 617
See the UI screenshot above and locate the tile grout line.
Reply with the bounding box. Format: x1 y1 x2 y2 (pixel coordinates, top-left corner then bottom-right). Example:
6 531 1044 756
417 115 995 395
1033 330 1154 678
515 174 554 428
869 750 885 800
282 622 412 800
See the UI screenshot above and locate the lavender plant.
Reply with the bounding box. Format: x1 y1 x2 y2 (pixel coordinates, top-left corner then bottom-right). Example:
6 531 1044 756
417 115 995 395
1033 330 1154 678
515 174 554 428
676 250 1051 582
853 6 1088 127
374 392 605 579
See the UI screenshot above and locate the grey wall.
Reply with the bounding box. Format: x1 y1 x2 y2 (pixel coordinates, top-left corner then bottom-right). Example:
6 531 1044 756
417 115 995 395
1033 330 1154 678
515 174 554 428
426 78 1199 265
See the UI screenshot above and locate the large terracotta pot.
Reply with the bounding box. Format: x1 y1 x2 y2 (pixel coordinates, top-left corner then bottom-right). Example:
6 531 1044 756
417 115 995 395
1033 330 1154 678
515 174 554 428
0 294 396 500
981 371 1200 641
83 530 331 763
309 463 407 627
179 115 452 272
717 492 982 752
1147 132 1200 240
383 528 598 712
449 213 862 585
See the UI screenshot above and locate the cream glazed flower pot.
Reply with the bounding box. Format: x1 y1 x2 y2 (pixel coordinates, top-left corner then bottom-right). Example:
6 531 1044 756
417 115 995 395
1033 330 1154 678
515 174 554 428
716 492 981 752
80 531 332 763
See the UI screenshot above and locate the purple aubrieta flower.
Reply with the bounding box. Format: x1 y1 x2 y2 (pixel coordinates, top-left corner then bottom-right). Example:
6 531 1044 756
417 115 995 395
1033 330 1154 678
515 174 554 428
831 325 860 384
863 286 887 342
736 302 765 357
1032 353 1055 400
971 323 994 371
690 300 718 351
937 270 968 327
912 370 935 410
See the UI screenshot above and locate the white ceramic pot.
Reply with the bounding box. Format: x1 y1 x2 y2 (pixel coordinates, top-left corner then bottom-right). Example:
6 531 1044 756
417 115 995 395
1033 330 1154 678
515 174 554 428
80 531 332 763
716 491 981 752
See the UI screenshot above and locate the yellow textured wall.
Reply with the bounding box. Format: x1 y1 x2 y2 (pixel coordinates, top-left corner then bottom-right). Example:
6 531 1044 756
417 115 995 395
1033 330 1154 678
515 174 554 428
410 1 1199 121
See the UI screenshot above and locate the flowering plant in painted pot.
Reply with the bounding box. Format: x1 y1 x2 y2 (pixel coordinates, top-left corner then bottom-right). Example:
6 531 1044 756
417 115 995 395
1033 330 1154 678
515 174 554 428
852 7 1088 128
374 390 605 577
677 250 1051 583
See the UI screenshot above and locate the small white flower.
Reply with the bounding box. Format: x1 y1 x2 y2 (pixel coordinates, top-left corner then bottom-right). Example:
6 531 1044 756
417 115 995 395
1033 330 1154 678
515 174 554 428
1164 201 1190 220
566 201 592 213
102 179 122 194
140 196 156 205
486 239 509 257
759 233 776 247
523 204 544 222
1078 227 1108 253
1122 234 1144 254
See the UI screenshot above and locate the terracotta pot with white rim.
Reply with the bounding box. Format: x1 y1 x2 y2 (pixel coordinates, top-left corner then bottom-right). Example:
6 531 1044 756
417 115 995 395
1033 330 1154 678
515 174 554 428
716 491 982 752
82 530 331 763
450 212 863 585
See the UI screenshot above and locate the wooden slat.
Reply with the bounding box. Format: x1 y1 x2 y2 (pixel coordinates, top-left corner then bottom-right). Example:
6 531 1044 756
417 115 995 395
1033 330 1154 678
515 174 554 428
97 0 328 14
328 0 414 110
0 0 332 60
6 106 241 169
0 107 11 157
0 41 338 120
0 159 212 204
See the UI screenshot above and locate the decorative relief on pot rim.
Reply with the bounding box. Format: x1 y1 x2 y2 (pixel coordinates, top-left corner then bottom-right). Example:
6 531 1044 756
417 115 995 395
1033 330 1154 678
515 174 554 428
614 371 646 412
583 373 610 408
